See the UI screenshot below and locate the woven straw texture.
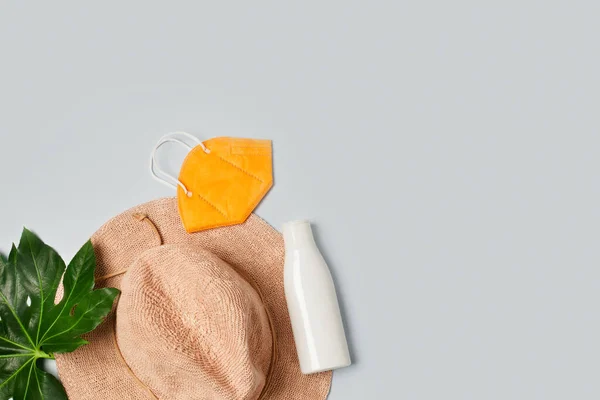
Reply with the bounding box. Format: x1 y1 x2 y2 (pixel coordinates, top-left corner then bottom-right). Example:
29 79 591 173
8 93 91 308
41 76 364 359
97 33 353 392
55 198 332 400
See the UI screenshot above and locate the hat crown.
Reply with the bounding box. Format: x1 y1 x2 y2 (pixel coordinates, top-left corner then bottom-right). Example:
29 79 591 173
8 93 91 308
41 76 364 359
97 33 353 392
116 245 273 400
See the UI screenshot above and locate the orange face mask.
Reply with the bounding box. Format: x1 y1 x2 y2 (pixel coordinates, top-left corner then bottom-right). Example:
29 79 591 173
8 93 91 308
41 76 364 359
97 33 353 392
151 132 273 233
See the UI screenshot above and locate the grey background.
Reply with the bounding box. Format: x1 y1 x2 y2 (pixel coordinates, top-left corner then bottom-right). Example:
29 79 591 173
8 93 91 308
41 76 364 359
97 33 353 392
1 2 599 399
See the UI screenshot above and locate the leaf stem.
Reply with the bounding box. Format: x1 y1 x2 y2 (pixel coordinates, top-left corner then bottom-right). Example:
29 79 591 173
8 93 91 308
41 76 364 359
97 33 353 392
34 349 52 359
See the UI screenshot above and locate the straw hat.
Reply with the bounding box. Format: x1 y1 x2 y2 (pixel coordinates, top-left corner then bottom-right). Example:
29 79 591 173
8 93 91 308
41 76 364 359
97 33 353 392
55 198 332 399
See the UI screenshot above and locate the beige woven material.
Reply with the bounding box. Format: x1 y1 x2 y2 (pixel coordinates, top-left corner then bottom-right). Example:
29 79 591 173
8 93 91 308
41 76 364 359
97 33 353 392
55 198 332 400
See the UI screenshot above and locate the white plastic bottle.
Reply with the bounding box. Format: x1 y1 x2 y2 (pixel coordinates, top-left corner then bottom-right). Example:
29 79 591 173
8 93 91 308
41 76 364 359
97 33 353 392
283 220 351 374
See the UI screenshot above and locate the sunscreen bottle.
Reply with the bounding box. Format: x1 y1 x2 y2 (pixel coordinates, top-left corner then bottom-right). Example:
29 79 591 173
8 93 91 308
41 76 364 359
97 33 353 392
283 220 351 374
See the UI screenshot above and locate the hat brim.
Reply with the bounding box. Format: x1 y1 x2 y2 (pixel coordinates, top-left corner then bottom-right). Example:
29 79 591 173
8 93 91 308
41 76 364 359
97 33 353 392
55 198 332 400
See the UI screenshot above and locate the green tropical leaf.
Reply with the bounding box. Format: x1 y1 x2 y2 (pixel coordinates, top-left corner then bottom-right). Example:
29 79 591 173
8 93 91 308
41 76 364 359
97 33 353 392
0 229 119 399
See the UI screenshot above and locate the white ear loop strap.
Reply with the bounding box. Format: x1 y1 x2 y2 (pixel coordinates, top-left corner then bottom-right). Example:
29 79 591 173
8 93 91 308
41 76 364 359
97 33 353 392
150 132 211 197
